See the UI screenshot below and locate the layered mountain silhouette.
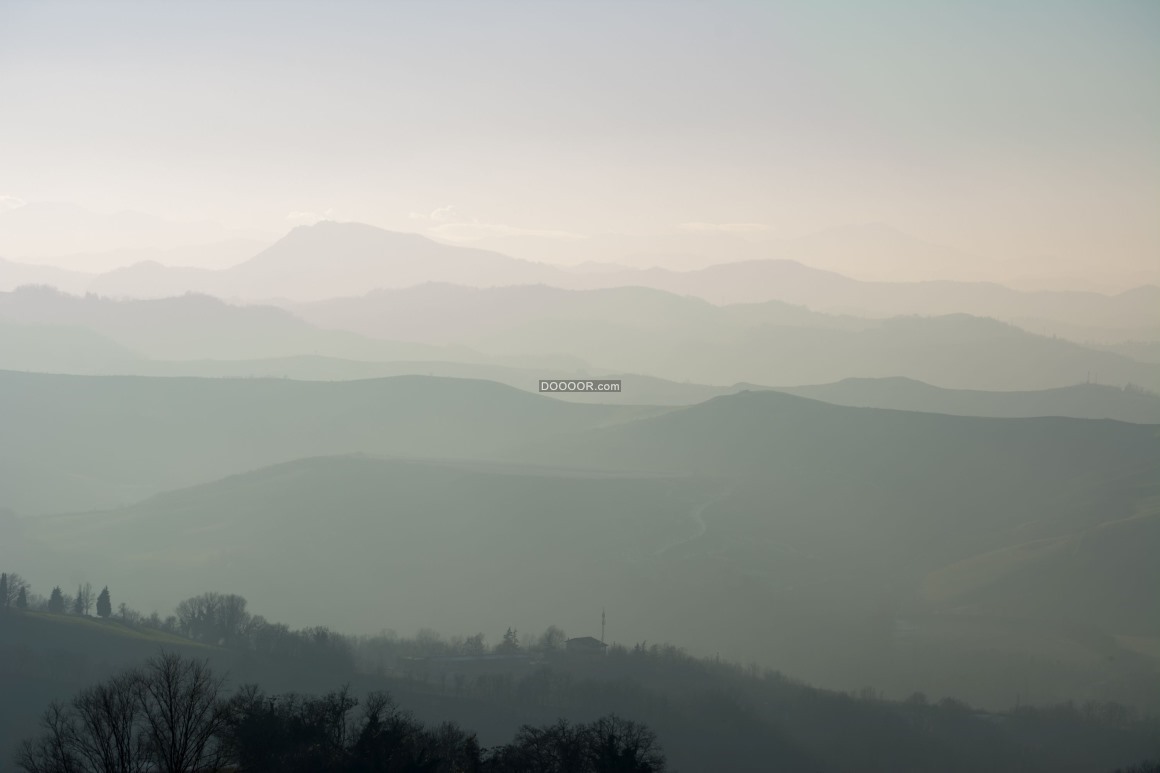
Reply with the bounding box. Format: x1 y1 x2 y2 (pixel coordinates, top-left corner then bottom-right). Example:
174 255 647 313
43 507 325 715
284 285 1160 391
0 286 580 369
3 221 1156 344
4 285 1159 395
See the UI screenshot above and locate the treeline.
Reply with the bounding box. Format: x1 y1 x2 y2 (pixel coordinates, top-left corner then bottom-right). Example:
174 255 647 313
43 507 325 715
17 652 665 773
0 573 111 619
5 577 1159 772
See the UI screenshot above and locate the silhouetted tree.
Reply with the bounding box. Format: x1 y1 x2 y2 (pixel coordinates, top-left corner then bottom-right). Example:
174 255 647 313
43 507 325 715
586 715 665 772
486 715 665 772
0 571 28 609
463 633 486 656
16 652 228 773
536 625 567 653
96 586 112 619
221 685 485 773
497 627 521 654
70 583 93 616
16 585 28 609
47 586 66 614
175 592 252 646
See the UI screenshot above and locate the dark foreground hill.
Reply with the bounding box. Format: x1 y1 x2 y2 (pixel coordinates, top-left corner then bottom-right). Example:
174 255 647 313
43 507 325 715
2 604 1158 773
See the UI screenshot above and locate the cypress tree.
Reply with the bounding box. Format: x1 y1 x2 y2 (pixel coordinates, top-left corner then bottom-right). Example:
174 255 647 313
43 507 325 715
48 586 66 614
96 586 112 619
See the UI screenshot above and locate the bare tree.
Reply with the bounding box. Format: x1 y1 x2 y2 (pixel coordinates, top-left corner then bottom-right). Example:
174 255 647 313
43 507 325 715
1 571 29 609
537 625 568 653
72 584 94 617
585 715 666 772
70 674 148 773
135 652 229 773
16 652 228 773
16 702 83 773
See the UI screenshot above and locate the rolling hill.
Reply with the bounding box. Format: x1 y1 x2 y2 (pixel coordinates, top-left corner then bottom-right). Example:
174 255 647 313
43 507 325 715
778 378 1160 424
282 284 1160 392
0 370 658 516
12 390 1160 710
0 285 476 363
507 390 1160 644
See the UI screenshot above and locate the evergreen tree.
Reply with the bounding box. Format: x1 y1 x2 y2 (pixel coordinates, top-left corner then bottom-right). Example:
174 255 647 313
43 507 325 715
47 586 66 614
73 585 85 615
96 586 112 618
499 627 521 653
0 572 7 609
15 586 27 609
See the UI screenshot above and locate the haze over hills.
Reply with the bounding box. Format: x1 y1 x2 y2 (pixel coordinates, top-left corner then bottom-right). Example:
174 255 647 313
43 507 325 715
509 391 1160 675
281 282 1160 391
5 3 1159 770
3 318 1158 422
8 283 1159 393
577 261 1160 336
0 370 657 516
0 286 579 369
13 388 1159 711
0 257 92 295
286 283 858 345
776 378 1160 424
4 221 1157 346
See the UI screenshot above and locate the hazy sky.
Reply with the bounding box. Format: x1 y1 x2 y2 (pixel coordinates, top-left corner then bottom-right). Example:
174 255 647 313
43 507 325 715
1 1 1156 281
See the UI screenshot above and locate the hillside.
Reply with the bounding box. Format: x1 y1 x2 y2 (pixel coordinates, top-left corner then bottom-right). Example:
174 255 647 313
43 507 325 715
4 606 1157 773
283 285 1160 391
0 371 656 515
0 286 486 363
16 455 712 649
504 391 1160 694
778 378 1160 424
573 262 1160 335
14 393 1160 709
0 319 145 374
285 283 852 345
470 312 1160 391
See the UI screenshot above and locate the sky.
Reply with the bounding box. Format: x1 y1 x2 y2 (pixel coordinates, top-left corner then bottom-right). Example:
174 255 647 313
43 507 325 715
0 0 1156 284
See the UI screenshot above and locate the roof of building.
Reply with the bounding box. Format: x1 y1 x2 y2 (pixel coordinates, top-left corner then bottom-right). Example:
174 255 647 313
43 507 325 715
565 636 608 647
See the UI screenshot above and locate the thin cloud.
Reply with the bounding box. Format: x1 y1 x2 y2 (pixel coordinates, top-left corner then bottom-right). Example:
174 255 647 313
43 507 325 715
285 209 335 226
411 206 583 241
678 222 771 234
429 205 459 222
428 220 584 242
0 195 28 211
